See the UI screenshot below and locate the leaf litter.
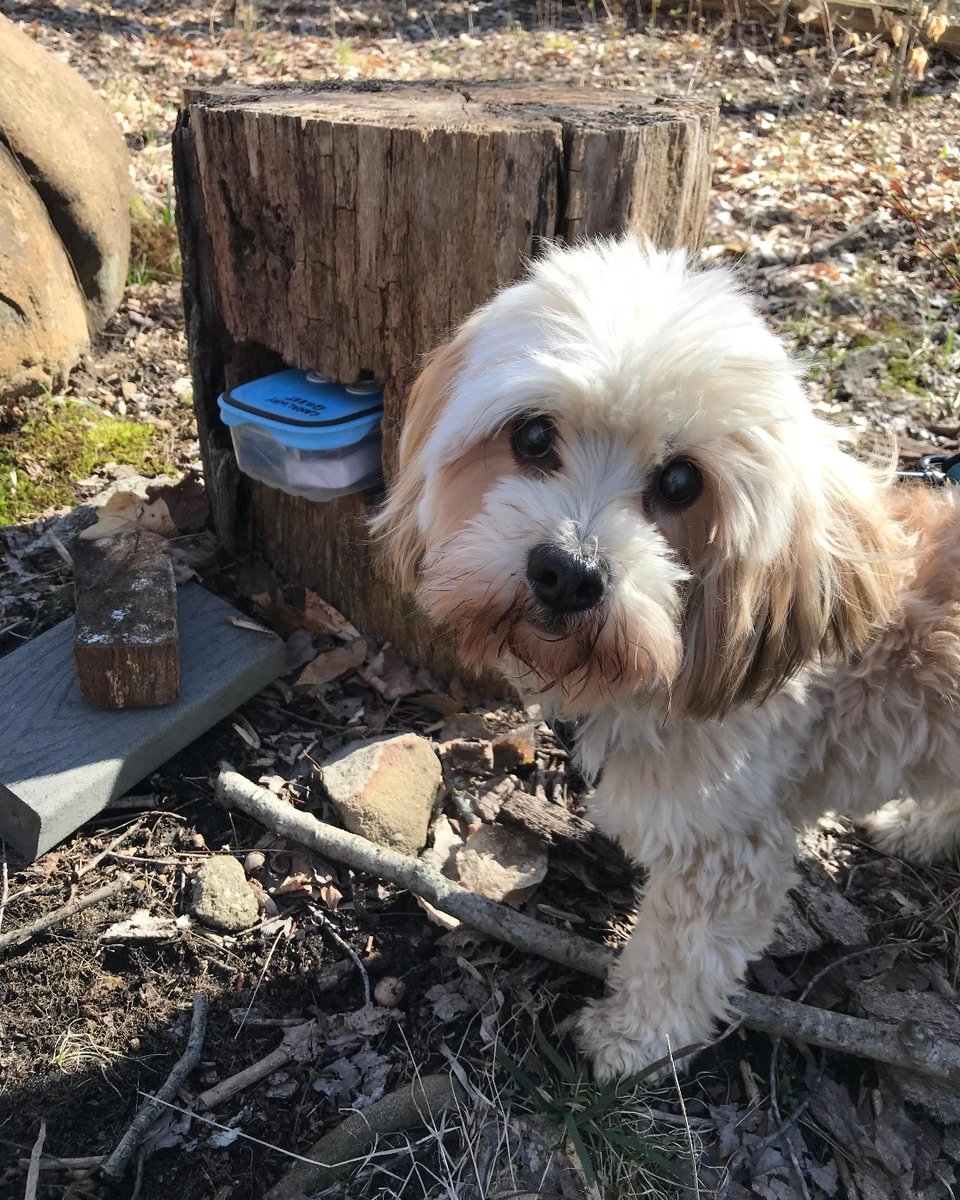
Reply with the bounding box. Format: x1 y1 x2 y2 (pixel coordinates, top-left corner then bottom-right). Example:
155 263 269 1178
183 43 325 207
1 2 960 1199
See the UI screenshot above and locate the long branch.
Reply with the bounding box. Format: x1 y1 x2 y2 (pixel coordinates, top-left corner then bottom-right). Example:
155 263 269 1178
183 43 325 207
216 768 960 1087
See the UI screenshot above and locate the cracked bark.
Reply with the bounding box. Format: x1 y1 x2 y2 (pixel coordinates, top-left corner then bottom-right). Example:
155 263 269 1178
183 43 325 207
173 82 716 679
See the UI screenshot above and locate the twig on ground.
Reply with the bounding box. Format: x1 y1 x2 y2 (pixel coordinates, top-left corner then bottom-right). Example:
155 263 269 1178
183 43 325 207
76 819 146 880
16 1155 103 1174
101 993 208 1181
263 1073 466 1200
197 1046 293 1111
24 1122 46 1200
309 905 371 1006
756 215 880 272
198 1021 318 1110
217 767 960 1087
234 926 285 1036
732 991 960 1085
0 846 8 937
216 767 615 980
0 874 133 955
668 1035 701 1200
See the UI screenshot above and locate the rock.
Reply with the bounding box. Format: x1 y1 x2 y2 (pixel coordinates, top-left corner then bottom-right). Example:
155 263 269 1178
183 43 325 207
0 150 90 400
319 734 442 855
190 856 260 932
0 15 129 330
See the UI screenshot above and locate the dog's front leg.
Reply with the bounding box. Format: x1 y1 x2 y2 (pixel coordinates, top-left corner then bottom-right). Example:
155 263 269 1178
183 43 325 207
576 821 796 1081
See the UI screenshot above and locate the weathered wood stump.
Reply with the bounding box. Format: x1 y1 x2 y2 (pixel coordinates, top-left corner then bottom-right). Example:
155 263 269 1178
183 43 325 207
174 82 715 680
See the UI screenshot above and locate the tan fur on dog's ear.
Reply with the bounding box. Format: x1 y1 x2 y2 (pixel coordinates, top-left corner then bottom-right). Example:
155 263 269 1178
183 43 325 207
675 446 906 721
370 331 471 592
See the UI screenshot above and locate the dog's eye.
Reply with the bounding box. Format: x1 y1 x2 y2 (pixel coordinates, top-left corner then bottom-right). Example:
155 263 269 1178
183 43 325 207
511 414 557 466
655 458 703 507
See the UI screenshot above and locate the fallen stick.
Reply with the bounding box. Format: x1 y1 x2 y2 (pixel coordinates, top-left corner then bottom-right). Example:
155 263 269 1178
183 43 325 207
24 1121 46 1200
198 1045 293 1111
0 873 133 954
216 769 960 1088
197 1021 318 1111
216 768 614 981
264 1073 465 1200
101 993 208 1181
76 818 146 879
732 991 960 1085
17 1154 103 1174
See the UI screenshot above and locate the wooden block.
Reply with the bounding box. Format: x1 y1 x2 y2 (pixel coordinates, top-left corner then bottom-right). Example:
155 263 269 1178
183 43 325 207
0 585 284 861
73 531 180 708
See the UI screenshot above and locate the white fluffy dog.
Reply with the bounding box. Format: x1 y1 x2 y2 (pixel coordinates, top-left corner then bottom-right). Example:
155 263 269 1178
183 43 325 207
373 237 960 1080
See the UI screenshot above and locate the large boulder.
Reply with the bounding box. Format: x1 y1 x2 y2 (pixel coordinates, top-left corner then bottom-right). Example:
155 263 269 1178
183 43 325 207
0 14 130 399
0 150 91 399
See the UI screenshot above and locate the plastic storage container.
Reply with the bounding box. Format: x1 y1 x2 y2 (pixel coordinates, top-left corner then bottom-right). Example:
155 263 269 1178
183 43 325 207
218 370 384 502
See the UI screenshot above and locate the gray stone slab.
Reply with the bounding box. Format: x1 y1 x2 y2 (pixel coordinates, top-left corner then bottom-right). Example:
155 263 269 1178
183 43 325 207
0 585 284 860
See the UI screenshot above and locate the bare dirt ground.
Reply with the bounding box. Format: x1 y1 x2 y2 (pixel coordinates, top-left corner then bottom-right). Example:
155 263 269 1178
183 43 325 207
1 2 960 1198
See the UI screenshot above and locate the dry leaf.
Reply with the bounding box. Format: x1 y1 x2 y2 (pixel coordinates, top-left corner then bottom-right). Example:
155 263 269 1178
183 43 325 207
296 638 367 687
416 894 461 930
232 716 261 749
357 643 423 700
451 825 548 905
77 491 178 541
100 910 189 942
146 471 209 533
304 590 361 640
274 871 313 896
280 1020 321 1063
228 615 274 635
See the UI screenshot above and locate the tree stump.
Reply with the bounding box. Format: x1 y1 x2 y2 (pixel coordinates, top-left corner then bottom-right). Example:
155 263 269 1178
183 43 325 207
173 82 716 681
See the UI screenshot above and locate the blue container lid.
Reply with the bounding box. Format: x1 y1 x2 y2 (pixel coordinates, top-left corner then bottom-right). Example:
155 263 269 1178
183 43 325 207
218 369 383 450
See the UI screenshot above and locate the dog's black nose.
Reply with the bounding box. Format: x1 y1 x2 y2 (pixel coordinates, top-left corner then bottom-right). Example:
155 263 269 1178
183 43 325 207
526 543 607 616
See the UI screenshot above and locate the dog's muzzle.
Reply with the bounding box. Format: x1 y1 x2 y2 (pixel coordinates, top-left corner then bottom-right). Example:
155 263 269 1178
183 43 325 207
526 543 609 617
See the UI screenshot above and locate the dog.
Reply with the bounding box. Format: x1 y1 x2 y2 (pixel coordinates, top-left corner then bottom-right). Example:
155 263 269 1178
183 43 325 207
372 236 960 1081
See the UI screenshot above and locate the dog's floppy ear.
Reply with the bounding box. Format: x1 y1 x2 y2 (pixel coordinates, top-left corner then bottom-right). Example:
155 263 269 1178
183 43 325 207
675 444 903 721
371 332 470 592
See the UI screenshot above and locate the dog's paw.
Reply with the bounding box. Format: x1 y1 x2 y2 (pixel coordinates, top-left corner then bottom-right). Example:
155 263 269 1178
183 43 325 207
575 999 674 1084
861 797 953 864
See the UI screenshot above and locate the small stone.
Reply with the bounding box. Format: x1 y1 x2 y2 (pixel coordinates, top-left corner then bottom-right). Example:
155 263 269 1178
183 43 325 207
492 724 537 771
374 976 407 1007
319 733 442 855
439 738 494 774
189 856 259 932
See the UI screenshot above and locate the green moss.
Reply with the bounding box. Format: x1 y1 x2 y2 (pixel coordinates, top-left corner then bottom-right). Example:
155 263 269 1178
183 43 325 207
883 354 930 396
0 401 171 525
